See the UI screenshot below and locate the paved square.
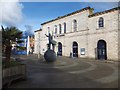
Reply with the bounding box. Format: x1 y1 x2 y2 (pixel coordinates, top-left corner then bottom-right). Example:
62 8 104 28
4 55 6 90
9 54 118 88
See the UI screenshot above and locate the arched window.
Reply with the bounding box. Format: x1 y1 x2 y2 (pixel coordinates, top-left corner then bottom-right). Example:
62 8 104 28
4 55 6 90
64 22 66 33
59 24 62 34
47 27 50 34
72 41 78 57
55 25 57 34
99 17 104 27
73 19 77 32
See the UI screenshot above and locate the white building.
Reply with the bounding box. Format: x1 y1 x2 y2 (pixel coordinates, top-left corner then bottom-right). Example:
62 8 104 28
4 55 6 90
34 7 120 61
34 29 42 54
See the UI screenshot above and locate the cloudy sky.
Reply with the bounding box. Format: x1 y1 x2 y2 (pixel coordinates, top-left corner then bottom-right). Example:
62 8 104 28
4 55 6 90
0 1 118 34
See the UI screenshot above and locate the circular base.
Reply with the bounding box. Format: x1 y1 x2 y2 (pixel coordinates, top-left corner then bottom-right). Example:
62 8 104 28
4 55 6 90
44 49 56 62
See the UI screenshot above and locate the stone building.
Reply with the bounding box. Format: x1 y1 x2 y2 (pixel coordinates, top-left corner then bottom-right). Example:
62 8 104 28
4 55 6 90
34 29 42 54
29 35 35 53
34 7 120 61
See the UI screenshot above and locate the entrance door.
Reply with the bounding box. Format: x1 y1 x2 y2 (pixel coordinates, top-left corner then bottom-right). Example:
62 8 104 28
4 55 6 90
73 42 78 57
58 42 62 56
97 40 107 60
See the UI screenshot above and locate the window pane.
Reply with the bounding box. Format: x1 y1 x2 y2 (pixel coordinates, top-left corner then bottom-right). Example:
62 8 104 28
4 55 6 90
64 23 66 33
55 25 57 34
98 17 104 28
59 24 61 34
73 20 77 32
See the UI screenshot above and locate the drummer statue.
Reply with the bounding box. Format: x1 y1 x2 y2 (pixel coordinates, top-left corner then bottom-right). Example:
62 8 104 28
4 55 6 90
44 32 57 62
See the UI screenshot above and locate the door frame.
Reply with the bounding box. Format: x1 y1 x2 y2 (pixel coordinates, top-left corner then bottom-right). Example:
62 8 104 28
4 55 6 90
72 41 78 57
97 40 107 60
58 42 62 56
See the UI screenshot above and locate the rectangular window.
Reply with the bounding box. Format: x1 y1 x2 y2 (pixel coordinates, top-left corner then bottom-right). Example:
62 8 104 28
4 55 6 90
80 48 85 55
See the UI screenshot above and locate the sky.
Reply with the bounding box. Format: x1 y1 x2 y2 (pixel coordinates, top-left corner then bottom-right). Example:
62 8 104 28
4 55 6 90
0 1 119 35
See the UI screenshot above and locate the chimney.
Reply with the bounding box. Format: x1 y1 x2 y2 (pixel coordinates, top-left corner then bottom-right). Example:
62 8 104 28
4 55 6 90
89 8 94 15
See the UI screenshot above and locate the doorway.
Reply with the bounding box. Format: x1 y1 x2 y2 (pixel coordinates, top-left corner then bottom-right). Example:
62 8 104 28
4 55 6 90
97 40 107 60
58 42 62 56
72 41 78 57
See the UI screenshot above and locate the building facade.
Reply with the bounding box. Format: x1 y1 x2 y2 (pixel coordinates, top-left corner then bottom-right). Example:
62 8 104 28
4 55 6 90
29 35 35 53
34 29 42 54
35 7 120 61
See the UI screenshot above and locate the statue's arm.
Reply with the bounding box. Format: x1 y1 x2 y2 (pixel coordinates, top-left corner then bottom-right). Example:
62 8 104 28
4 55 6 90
45 34 48 37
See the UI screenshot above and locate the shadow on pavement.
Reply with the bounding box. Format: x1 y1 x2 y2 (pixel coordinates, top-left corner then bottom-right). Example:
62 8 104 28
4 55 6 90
3 54 118 89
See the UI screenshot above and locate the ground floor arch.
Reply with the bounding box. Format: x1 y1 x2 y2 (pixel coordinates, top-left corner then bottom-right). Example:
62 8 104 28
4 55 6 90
97 40 107 60
58 42 62 56
72 41 78 57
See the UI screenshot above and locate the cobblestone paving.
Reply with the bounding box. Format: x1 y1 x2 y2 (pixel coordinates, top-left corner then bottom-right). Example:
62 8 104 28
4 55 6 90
9 54 119 88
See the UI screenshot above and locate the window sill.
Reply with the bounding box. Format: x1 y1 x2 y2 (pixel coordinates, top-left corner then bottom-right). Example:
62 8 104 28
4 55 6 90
59 34 65 36
54 34 65 38
96 27 105 30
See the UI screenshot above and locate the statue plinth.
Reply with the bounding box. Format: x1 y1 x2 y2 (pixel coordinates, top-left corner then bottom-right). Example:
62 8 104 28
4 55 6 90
44 49 56 62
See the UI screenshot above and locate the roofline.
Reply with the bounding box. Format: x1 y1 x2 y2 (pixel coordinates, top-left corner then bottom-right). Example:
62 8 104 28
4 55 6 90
41 6 119 26
41 7 93 25
34 29 42 32
89 7 120 18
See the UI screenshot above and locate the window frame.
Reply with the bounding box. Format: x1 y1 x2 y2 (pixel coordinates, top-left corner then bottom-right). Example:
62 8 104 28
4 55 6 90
63 22 66 33
54 25 57 35
47 27 50 34
73 19 77 32
59 24 62 34
98 17 104 28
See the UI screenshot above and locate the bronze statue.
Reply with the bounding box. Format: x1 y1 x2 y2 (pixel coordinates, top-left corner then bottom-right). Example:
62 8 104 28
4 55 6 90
44 32 57 62
45 33 56 51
